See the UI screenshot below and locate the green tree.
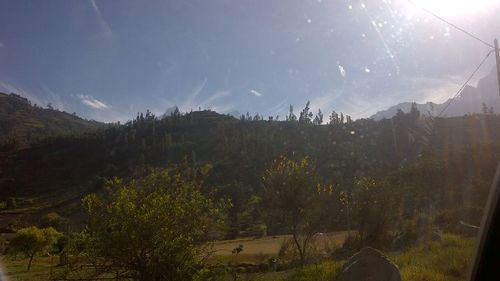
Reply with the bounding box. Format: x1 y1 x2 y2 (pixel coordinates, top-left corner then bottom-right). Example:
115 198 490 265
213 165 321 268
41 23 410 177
10 226 62 271
263 156 330 264
287 105 297 121
81 168 226 281
299 101 313 124
40 212 63 229
329 111 339 125
313 109 323 125
351 176 399 248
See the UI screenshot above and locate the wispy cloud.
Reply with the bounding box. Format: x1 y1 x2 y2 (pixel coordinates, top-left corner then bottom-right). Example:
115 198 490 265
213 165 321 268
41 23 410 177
0 42 4 48
201 90 230 106
250 89 262 97
178 78 208 110
78 94 109 109
40 85 65 111
265 98 289 117
338 65 346 78
159 78 234 114
90 0 113 39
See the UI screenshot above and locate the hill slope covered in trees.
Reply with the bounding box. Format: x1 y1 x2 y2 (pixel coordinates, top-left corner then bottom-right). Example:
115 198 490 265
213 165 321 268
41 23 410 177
0 92 105 148
1 103 499 236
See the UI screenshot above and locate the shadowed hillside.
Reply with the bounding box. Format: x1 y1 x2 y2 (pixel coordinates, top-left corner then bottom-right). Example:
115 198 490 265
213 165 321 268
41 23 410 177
0 92 105 148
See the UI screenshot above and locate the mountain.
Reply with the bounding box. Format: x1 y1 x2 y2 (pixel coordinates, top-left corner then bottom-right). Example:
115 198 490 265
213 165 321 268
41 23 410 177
371 68 500 120
0 92 105 147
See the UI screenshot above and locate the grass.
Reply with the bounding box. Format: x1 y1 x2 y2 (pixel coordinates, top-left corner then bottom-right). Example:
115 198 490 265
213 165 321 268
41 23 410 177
392 234 474 281
210 232 348 264
0 233 475 281
283 261 344 281
0 256 57 281
281 233 474 281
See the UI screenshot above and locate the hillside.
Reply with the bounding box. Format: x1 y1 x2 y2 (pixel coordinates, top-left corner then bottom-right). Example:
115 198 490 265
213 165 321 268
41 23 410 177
0 92 105 147
1 106 499 232
371 68 500 120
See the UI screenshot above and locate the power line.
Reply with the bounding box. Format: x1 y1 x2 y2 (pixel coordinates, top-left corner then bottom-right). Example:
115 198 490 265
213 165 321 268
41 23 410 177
406 0 494 49
438 50 494 117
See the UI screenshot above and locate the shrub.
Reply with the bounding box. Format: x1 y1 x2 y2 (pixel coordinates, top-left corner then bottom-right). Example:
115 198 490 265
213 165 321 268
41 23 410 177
391 218 418 250
250 223 268 238
79 168 227 281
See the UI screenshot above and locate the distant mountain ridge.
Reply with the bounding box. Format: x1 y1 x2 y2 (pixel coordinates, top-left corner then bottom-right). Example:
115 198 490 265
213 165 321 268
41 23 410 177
371 69 500 120
0 92 105 146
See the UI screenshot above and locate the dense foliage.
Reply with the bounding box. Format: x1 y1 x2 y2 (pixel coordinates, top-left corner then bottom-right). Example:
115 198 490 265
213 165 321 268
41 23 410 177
77 168 226 281
2 103 498 237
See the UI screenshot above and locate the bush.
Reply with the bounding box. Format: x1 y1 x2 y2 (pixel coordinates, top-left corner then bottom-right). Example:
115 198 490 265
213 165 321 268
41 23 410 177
250 223 268 238
391 218 418 250
79 168 227 281
331 234 361 259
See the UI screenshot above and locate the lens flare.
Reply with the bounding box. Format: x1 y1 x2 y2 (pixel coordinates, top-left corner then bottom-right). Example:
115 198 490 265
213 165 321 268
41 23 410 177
408 0 498 18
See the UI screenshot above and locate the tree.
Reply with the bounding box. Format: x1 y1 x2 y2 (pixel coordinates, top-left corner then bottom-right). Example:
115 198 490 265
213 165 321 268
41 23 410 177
10 227 62 271
40 212 63 229
313 109 323 125
409 102 420 120
329 111 339 125
350 176 399 248
262 156 330 264
287 105 297 121
482 102 489 115
299 101 313 124
80 168 226 281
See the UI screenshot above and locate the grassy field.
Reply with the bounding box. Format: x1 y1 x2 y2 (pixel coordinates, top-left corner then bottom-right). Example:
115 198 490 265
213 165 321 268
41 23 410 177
0 256 56 281
209 231 349 264
0 233 475 281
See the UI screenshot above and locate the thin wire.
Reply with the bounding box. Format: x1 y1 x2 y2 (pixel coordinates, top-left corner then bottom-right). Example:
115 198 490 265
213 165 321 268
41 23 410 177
406 0 495 49
438 50 494 117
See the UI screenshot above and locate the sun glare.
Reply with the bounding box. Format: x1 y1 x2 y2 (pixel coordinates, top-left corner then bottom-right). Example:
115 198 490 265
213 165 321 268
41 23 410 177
408 0 497 18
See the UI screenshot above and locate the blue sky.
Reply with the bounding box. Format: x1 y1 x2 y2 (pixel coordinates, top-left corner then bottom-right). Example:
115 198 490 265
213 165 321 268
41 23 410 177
0 0 499 122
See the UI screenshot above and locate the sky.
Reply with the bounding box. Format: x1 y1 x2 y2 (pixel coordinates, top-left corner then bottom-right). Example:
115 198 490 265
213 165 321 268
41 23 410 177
0 0 499 122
